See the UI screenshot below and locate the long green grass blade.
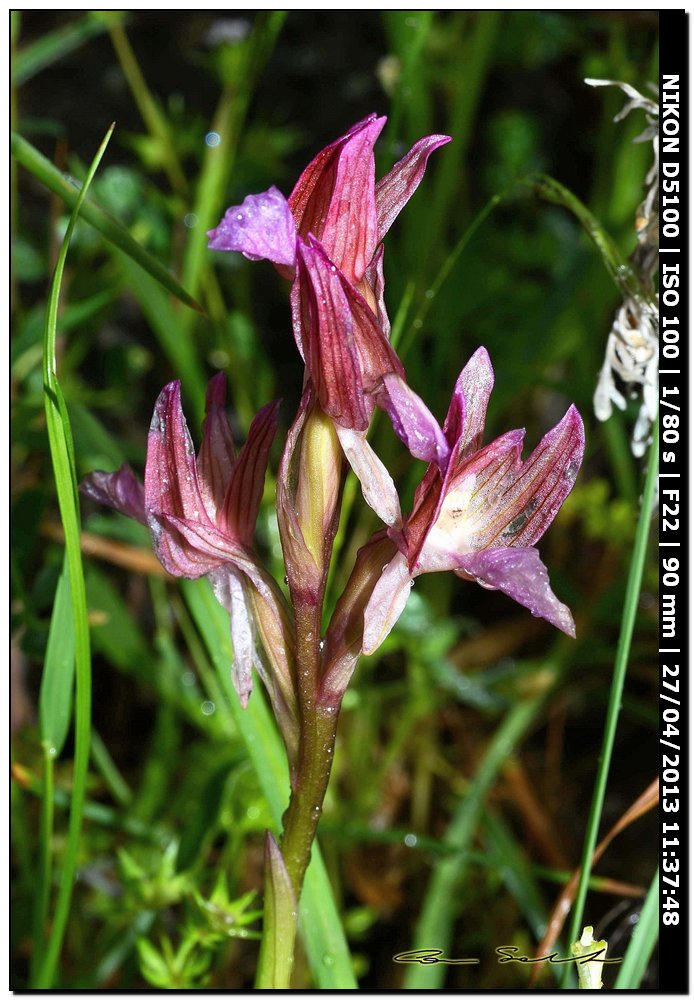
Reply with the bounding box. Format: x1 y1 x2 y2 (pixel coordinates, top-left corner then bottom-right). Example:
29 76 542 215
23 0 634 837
12 13 110 85
33 126 113 989
182 577 358 989
39 558 76 756
561 423 659 986
521 172 657 311
614 869 659 989
404 692 547 989
11 130 203 314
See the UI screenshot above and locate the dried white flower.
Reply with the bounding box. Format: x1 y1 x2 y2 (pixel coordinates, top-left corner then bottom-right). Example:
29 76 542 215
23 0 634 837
586 79 659 458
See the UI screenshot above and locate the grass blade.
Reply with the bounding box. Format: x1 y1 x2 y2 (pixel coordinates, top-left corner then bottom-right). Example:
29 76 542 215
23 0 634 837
39 558 75 756
561 423 659 985
404 691 548 989
12 13 109 86
182 577 358 989
614 869 659 989
33 126 113 989
11 130 203 314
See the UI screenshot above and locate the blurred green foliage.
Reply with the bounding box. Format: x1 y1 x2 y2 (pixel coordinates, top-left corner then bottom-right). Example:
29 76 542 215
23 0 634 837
12 10 658 990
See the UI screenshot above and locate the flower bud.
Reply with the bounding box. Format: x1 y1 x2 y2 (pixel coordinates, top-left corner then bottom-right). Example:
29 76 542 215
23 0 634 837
277 388 343 606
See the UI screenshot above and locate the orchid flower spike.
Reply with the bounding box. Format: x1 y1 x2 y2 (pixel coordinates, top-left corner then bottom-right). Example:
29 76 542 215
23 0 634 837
208 117 451 528
81 374 299 765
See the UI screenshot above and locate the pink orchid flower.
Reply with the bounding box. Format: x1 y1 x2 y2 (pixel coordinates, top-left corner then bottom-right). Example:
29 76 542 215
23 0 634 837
208 116 450 528
81 374 298 762
360 348 585 655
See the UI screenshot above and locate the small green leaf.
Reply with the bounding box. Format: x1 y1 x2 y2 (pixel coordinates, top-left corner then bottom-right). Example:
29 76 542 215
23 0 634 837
39 559 75 756
256 833 297 989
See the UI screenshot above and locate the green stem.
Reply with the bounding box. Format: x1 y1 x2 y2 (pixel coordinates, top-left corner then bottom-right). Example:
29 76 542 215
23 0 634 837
255 601 341 989
561 421 659 987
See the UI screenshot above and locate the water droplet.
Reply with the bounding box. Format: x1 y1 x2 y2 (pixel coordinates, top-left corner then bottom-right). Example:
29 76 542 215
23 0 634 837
414 319 423 329
182 670 196 687
322 954 335 968
425 288 434 299
47 746 57 758
236 212 244 222
201 700 216 716
319 638 325 651
404 832 418 848
409 579 415 588
183 212 198 229
284 575 289 585
205 131 221 147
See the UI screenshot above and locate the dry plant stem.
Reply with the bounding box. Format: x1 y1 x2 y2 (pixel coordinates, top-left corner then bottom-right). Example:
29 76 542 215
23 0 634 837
256 600 340 988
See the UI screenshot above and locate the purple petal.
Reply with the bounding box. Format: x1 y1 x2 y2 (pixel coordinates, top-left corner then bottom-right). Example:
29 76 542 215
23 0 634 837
335 426 402 529
321 531 397 705
80 463 146 525
144 382 219 576
222 400 279 547
375 134 451 243
362 551 414 655
289 115 386 282
378 373 450 472
198 373 237 520
294 242 370 431
444 347 494 459
207 186 297 268
476 405 585 549
456 547 576 637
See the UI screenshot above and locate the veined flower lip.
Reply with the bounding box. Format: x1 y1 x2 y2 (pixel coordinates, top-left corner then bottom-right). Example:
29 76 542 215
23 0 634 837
359 350 585 654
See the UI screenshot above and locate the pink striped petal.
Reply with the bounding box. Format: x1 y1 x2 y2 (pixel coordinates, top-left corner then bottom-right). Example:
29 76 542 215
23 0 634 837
362 243 390 339
375 134 452 243
289 115 386 282
294 242 370 431
80 463 146 525
444 347 494 459
321 531 397 705
207 186 297 268
221 400 279 547
456 547 576 636
145 382 218 575
198 373 237 521
476 405 585 549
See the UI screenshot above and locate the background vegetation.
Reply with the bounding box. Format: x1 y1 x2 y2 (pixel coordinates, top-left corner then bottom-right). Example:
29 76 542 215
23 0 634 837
11 10 659 989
